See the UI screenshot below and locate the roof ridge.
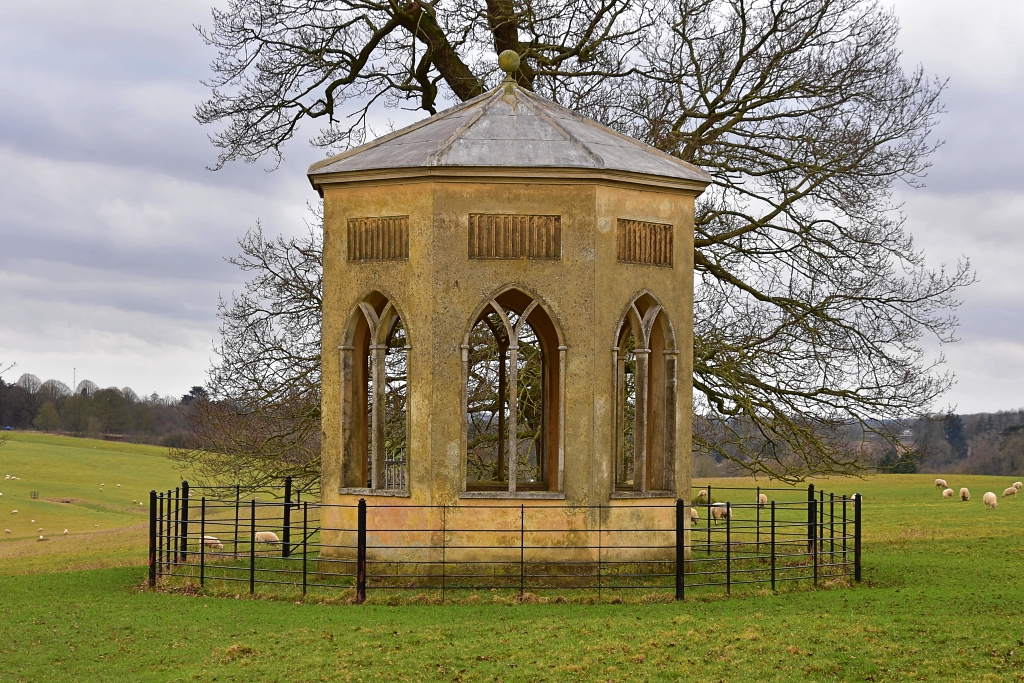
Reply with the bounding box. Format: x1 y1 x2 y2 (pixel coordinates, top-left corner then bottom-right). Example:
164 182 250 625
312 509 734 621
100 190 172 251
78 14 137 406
306 88 498 175
515 88 711 181
518 94 605 169
427 89 505 166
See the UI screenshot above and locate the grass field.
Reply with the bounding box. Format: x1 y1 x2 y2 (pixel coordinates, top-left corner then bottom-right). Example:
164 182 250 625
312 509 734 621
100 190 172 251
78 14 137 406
0 432 187 574
1 433 1023 681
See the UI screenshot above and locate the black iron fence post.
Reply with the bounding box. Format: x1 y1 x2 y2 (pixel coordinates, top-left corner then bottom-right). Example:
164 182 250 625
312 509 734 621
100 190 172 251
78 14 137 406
302 500 308 597
806 484 815 552
706 484 712 555
830 492 835 567
148 490 157 587
180 481 189 562
725 502 731 595
249 499 256 595
770 500 776 592
597 504 603 599
233 484 240 556
200 496 206 587
819 490 825 555
158 491 165 573
842 496 848 571
283 475 292 558
172 487 179 565
756 486 761 552
675 499 685 601
854 493 862 582
441 505 447 603
356 498 367 604
811 498 818 586
519 504 525 598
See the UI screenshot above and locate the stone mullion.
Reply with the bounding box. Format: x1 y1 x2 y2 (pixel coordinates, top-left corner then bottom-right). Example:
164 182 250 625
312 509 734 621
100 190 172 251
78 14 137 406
370 343 386 490
633 347 650 493
507 341 519 493
613 346 626 488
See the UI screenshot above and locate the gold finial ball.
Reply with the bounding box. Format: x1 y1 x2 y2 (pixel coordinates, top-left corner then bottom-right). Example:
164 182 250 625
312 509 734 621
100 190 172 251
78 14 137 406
498 50 520 75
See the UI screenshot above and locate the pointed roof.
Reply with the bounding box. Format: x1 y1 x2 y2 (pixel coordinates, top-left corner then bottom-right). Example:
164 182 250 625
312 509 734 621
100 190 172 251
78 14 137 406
307 85 711 193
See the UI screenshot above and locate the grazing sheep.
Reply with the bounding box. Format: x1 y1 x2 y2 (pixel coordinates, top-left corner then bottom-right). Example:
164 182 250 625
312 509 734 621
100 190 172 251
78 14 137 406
1002 487 1017 498
38 535 44 541
94 524 98 527
696 489 709 503
1014 482 1023 491
942 488 953 498
116 484 121 487
10 510 16 515
203 535 224 550
63 529 68 535
4 529 9 534
710 503 731 523
983 492 998 508
254 531 281 545
757 493 768 508
690 507 699 523
37 527 42 532
934 478 947 489
960 488 970 501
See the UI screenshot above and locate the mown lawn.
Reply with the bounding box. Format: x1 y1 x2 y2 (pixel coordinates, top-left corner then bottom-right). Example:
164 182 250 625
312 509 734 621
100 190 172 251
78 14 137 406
0 458 1022 681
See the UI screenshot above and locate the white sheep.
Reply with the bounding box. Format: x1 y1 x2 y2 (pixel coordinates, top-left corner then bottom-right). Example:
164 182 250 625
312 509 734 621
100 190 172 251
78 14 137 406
254 531 281 545
10 510 16 515
4 529 9 534
942 488 953 498
116 484 121 487
1014 482 1023 491
757 493 768 508
696 489 709 503
1002 487 1017 498
63 529 68 535
710 503 731 523
203 535 224 550
983 492 998 508
959 488 970 501
37 527 42 532
934 478 947 489
690 507 699 523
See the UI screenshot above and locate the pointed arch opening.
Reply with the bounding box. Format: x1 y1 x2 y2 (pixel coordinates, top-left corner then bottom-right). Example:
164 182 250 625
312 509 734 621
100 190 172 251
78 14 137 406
340 292 409 492
613 293 678 493
463 288 564 494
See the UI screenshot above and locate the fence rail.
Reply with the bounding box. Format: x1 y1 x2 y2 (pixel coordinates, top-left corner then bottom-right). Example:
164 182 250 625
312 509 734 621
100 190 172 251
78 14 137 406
148 478 862 602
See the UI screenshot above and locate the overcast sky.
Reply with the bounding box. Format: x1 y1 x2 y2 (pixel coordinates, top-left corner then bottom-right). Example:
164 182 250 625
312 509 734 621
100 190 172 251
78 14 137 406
1 0 1022 413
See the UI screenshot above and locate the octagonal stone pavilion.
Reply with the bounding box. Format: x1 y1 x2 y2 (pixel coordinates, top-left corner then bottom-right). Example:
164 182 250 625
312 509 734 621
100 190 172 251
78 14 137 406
309 60 710 563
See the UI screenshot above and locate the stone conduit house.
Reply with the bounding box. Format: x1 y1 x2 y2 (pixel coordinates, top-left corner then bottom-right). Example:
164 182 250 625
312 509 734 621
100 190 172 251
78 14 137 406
309 53 710 565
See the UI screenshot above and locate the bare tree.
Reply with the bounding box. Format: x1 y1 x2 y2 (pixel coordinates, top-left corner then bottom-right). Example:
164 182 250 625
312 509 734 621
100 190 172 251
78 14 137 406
170 221 323 491
195 0 971 482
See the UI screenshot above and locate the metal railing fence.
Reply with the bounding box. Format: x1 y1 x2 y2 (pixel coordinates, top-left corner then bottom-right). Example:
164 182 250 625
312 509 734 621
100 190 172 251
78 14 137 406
148 478 862 601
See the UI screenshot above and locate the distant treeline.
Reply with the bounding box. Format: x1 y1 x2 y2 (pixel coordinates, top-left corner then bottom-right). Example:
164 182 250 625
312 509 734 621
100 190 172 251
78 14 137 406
902 411 1024 476
0 373 206 446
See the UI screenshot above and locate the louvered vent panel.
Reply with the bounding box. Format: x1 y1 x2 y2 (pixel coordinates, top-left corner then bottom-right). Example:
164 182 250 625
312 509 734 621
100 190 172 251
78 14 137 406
347 216 410 261
616 219 673 267
468 214 561 260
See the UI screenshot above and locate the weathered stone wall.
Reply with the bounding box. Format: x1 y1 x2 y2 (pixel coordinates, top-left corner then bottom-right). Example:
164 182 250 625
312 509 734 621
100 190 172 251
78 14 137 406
320 176 696 557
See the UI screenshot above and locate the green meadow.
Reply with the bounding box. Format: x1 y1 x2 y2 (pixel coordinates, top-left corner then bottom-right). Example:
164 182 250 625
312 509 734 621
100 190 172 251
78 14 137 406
1 432 1023 682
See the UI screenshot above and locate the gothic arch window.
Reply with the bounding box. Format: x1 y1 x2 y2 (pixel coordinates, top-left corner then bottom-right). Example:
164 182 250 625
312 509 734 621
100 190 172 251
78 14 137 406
463 288 564 493
613 293 678 493
340 292 409 491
